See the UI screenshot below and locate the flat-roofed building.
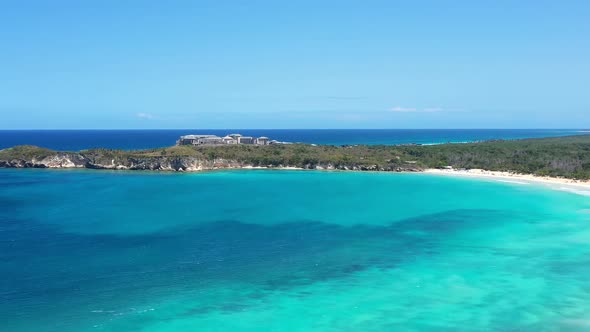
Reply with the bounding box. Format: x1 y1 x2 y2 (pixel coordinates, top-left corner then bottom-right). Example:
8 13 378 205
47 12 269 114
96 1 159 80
177 135 211 145
222 136 237 144
197 136 223 145
178 135 222 145
238 136 255 144
177 133 283 146
256 137 269 145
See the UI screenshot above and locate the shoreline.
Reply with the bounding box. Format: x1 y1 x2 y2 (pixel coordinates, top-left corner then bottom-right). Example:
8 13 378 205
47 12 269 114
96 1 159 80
2 165 590 196
423 168 590 196
3 163 590 187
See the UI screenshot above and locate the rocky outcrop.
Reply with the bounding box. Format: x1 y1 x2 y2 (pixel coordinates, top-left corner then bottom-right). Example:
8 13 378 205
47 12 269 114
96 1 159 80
0 153 88 169
38 153 88 168
0 153 264 172
303 164 418 172
81 156 249 171
0 149 423 173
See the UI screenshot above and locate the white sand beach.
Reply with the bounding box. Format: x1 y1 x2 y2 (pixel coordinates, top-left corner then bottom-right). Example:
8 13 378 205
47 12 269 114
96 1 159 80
424 168 590 196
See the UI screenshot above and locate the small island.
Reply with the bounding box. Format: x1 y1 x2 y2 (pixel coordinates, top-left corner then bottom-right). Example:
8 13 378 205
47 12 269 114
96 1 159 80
1 135 589 181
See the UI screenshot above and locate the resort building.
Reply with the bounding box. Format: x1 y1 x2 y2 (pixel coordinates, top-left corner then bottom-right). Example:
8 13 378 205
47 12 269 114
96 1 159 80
238 136 255 144
256 137 269 145
177 135 224 145
177 133 275 146
222 136 237 144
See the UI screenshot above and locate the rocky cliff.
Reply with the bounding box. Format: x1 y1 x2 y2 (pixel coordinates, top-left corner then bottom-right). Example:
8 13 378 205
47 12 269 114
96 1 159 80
3 135 590 178
0 146 418 172
0 152 88 169
0 152 244 171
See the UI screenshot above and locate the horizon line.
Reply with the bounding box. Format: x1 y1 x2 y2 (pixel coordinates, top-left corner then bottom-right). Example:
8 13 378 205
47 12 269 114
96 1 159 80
0 128 588 131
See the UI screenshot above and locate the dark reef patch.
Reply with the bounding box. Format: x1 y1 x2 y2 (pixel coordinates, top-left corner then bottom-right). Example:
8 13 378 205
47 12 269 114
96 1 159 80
0 208 508 321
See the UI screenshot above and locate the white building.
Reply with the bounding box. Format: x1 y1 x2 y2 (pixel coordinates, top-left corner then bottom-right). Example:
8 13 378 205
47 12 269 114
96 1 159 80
177 133 282 146
178 135 221 145
222 136 237 144
238 136 255 144
256 137 269 145
197 136 223 145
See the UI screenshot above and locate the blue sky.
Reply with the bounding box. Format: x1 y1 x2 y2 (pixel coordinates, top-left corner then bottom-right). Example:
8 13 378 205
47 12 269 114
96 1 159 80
0 1 588 129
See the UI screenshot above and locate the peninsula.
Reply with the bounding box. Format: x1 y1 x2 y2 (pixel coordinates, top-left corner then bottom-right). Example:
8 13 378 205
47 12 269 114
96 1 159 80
1 135 589 181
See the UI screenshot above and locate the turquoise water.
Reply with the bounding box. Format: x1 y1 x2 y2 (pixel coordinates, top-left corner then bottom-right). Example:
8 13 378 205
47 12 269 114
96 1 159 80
2 169 590 331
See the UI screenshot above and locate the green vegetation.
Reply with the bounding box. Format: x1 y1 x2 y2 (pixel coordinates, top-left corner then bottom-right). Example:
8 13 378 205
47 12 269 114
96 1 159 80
1 135 590 179
179 135 590 178
0 145 54 160
401 136 590 179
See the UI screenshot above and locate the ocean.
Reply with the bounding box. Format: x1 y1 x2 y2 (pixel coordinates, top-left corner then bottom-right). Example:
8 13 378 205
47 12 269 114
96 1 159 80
0 129 587 150
2 169 590 331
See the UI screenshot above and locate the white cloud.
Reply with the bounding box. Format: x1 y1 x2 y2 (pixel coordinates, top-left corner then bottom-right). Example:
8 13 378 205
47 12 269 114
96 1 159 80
136 112 155 119
390 106 417 112
423 107 444 113
390 106 444 113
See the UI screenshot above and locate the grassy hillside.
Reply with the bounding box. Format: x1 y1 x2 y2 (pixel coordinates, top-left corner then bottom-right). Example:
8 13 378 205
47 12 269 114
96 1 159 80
0 145 55 160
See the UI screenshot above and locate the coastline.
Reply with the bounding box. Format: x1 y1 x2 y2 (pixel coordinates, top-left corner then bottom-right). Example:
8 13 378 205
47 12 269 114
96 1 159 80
2 163 590 196
423 168 590 195
2 135 590 193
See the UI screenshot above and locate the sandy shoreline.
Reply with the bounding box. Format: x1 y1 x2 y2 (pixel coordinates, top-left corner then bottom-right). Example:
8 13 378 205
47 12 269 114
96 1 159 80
237 167 590 197
424 168 590 196
3 163 590 196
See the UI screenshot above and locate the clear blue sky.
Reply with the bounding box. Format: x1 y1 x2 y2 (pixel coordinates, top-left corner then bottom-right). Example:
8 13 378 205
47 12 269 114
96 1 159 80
0 1 588 129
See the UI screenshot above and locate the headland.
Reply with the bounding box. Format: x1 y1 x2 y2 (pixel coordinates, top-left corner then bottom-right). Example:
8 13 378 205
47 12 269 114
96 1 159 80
1 135 589 185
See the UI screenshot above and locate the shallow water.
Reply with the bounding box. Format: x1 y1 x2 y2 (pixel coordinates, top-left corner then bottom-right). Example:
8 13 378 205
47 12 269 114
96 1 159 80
1 169 590 331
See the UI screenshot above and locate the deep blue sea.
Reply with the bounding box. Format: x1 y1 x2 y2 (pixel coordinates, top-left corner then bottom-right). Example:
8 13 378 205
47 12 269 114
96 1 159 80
0 129 587 150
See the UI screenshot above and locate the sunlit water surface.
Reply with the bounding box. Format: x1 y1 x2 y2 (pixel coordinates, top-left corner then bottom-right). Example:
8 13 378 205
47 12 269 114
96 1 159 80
1 169 590 331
